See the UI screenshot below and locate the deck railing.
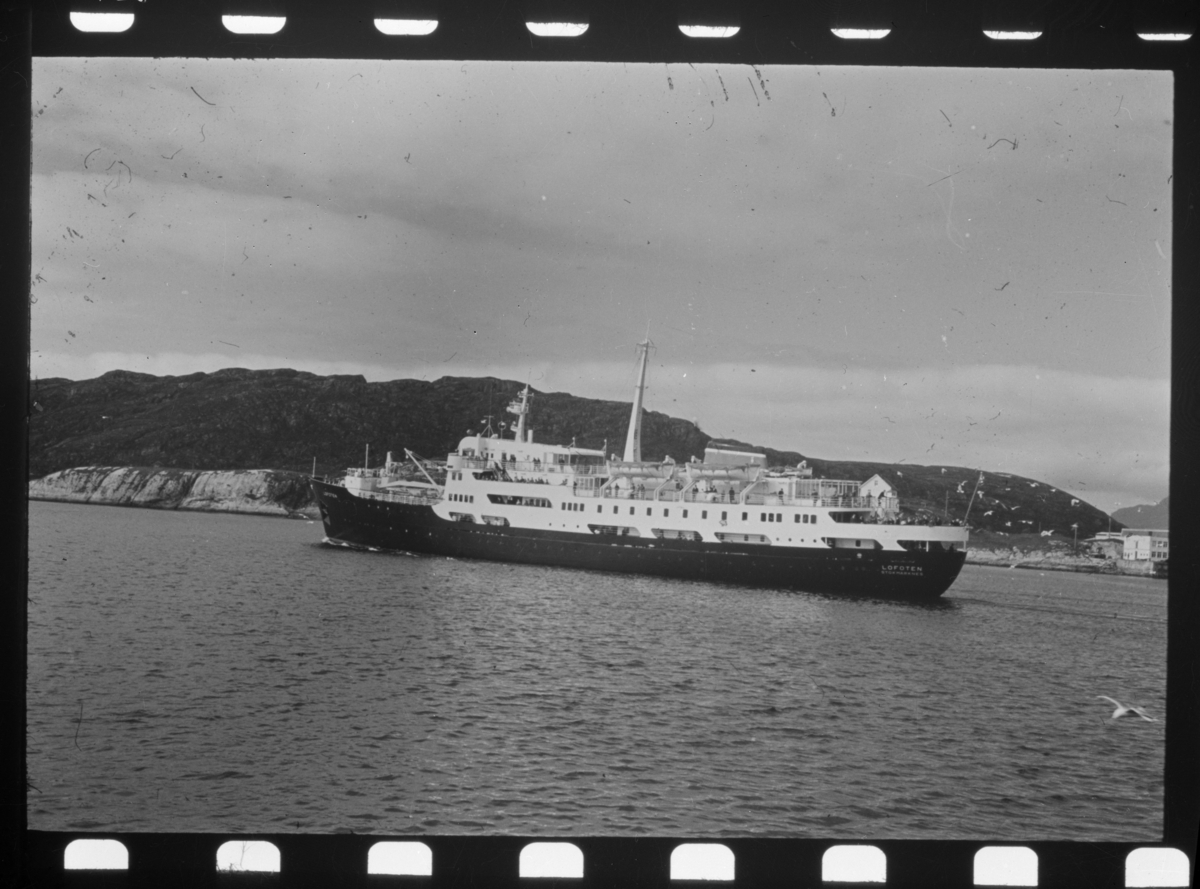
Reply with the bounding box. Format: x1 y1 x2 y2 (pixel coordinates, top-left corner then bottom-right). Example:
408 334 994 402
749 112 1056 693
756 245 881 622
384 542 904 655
586 489 891 509
360 490 442 506
459 457 608 476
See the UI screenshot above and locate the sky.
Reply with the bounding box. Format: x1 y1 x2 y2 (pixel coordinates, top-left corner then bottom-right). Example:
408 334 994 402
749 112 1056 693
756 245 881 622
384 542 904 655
30 59 1172 514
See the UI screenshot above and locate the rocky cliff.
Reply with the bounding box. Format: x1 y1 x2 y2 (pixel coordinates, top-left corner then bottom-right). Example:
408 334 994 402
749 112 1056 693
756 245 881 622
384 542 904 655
28 466 316 517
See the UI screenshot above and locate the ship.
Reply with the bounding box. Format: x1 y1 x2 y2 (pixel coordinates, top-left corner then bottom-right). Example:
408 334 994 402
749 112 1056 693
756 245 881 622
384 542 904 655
311 340 969 600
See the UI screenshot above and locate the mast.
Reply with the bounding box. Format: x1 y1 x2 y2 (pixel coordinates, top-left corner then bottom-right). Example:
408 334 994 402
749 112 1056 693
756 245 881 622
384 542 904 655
507 385 532 443
623 335 653 462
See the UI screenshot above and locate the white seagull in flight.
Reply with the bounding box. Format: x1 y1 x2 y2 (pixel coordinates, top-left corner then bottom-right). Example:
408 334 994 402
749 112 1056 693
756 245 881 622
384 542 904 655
1096 696 1157 722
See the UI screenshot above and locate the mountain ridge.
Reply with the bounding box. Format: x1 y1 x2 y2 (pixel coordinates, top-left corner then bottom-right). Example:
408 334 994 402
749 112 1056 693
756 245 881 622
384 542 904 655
1110 496 1169 530
29 367 1120 537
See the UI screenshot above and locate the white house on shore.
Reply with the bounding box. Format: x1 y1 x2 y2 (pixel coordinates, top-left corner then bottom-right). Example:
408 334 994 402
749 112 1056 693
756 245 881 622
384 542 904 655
1121 528 1169 562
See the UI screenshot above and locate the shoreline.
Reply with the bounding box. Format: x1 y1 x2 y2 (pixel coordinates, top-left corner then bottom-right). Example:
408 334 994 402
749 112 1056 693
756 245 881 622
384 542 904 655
964 549 1164 579
30 481 1160 579
28 495 321 520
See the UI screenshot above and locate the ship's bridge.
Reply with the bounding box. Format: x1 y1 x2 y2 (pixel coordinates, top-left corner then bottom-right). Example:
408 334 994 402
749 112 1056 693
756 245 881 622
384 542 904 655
449 434 607 476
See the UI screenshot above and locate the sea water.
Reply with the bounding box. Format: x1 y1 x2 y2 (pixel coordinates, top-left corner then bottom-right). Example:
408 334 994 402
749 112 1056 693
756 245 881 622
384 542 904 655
27 501 1165 839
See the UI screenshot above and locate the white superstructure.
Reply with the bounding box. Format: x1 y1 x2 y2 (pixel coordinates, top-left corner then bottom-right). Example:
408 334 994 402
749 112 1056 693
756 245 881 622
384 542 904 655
334 370 968 555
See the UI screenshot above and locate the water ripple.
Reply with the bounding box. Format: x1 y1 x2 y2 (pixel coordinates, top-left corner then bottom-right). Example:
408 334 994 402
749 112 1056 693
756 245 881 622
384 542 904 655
27 501 1165 839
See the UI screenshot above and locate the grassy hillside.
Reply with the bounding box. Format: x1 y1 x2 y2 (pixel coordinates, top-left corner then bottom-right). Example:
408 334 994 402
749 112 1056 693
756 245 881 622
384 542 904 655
29 368 1118 537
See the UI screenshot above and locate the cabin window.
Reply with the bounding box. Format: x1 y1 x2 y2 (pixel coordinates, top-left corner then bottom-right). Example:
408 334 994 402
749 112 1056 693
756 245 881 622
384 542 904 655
630 507 634 515
721 511 727 521
760 513 766 522
597 505 602 513
776 513 782 522
794 514 801 523
742 512 747 521
647 508 652 516
682 510 688 518
613 506 618 514
701 511 707 519
664 509 669 517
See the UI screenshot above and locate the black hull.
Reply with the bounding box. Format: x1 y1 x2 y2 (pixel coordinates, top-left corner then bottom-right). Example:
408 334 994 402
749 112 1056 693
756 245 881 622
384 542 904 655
312 480 966 601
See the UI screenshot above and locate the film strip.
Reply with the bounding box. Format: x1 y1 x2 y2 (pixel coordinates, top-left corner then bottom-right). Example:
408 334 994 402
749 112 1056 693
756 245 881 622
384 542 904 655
6 1 1198 887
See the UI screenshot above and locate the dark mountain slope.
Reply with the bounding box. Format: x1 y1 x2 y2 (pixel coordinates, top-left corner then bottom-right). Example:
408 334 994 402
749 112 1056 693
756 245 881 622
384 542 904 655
1111 497 1169 530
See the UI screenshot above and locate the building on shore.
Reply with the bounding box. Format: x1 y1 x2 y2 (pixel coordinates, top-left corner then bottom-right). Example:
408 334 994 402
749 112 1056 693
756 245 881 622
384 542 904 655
1079 528 1167 578
1083 532 1125 560
1120 528 1169 562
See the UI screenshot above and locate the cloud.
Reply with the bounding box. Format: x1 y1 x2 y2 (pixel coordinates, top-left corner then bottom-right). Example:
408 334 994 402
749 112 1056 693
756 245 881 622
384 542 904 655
30 60 1172 514
33 59 1174 380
